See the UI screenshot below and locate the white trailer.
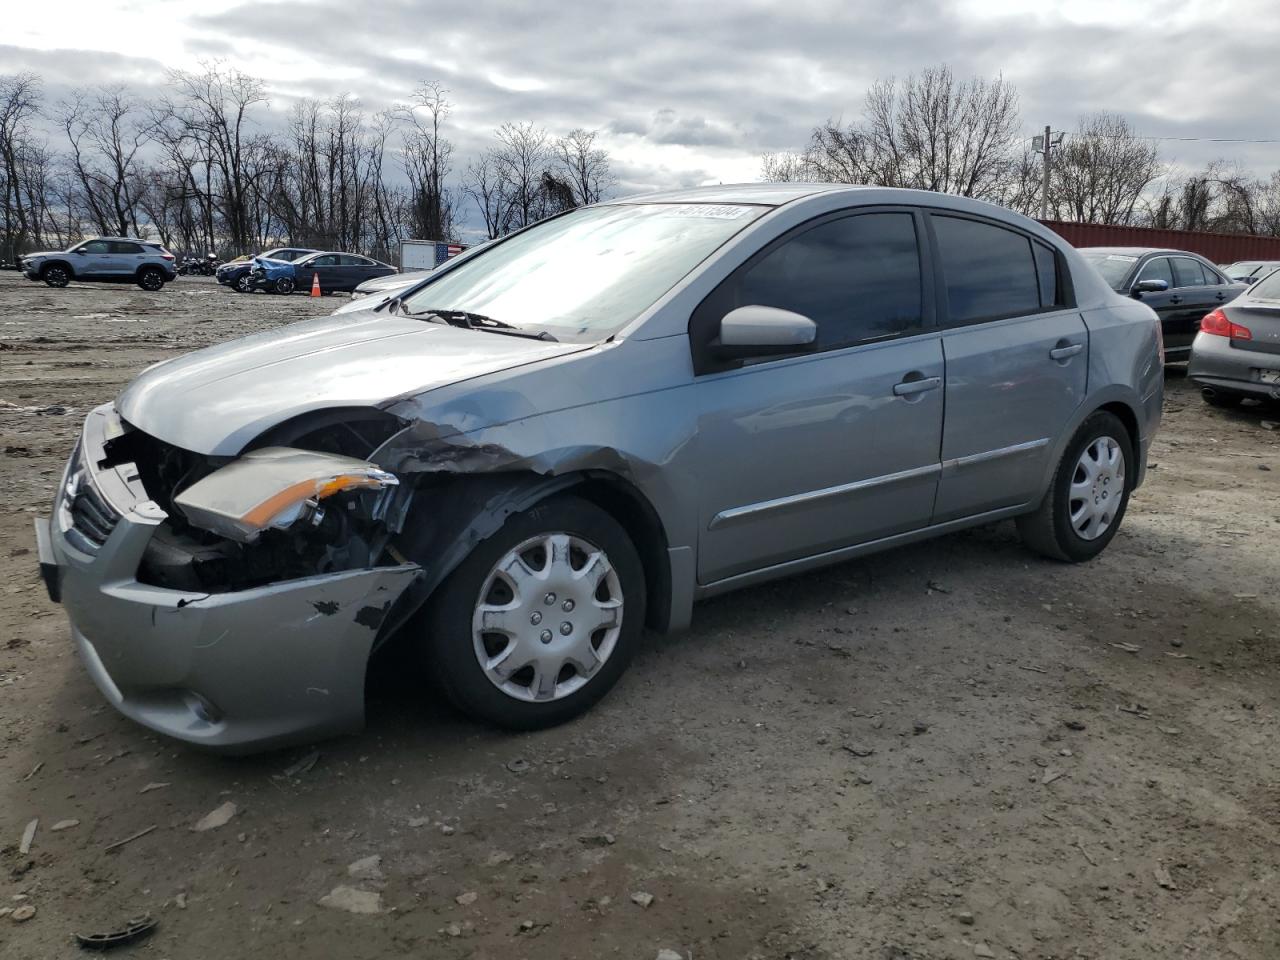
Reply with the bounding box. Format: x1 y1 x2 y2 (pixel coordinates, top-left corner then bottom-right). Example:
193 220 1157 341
398 239 466 273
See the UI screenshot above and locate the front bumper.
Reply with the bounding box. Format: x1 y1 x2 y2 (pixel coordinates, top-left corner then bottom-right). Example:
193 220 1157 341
1187 332 1280 399
39 407 419 753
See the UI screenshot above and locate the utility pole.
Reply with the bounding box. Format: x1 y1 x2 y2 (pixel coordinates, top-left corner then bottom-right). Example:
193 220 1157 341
1034 126 1065 221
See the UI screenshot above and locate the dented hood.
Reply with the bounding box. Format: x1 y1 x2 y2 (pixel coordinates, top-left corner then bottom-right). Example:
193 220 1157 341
116 312 587 456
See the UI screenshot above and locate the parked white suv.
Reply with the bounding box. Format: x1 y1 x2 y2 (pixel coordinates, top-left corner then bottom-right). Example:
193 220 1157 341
21 237 178 291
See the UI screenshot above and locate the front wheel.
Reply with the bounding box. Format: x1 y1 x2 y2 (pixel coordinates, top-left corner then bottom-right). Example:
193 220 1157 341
1017 411 1133 563
42 264 70 288
422 496 645 730
274 277 295 295
234 274 252 293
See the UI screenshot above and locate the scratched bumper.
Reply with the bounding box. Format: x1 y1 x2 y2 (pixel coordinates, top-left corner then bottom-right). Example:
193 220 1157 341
42 429 418 753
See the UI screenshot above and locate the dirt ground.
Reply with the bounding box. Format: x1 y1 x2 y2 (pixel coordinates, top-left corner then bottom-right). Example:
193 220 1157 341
1 268 1278 960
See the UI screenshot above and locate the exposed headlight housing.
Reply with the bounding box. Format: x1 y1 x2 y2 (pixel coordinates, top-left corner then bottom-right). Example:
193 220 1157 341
173 447 398 544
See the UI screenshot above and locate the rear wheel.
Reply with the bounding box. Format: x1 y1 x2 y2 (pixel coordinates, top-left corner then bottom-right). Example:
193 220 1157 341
422 496 645 730
1017 411 1133 563
41 264 70 288
137 267 165 291
1201 388 1243 409
274 277 295 295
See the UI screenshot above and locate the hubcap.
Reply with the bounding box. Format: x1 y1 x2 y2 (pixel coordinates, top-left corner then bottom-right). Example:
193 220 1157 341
472 533 623 703
1068 435 1125 541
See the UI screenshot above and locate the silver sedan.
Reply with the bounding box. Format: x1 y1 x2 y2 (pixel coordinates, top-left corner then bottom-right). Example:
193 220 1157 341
37 184 1163 752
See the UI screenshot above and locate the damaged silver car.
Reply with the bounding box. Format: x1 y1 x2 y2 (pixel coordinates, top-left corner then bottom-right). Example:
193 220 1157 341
35 184 1163 752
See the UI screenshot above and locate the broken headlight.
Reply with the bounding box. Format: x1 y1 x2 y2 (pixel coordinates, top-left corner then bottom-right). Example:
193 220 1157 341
173 447 399 544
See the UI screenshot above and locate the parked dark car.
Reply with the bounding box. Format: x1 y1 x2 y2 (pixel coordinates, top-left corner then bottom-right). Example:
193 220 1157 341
219 247 316 292
1079 247 1248 361
1220 260 1280 284
1188 267 1280 407
291 252 397 293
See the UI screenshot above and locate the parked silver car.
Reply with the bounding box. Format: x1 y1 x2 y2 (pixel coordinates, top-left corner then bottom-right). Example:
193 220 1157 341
35 184 1163 752
1188 267 1280 406
22 236 178 290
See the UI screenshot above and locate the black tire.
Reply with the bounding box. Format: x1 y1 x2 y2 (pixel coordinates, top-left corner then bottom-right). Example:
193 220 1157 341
422 495 646 730
137 267 165 291
1201 388 1243 409
41 263 70 288
1016 411 1134 563
274 277 295 295
234 274 253 293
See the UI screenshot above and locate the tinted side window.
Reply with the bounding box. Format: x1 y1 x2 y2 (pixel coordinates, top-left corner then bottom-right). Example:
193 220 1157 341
310 255 338 267
109 241 142 254
1033 241 1059 307
340 255 372 266
1137 257 1174 288
933 216 1040 324
80 240 111 254
726 212 922 351
1172 257 1206 288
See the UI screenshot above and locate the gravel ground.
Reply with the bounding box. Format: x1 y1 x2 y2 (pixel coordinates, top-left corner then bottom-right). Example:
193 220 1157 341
1 269 1278 960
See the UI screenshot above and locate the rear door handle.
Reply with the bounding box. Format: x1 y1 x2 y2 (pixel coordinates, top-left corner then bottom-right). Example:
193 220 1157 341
893 375 942 397
1049 343 1084 361
1169 296 1183 304
1216 291 1227 300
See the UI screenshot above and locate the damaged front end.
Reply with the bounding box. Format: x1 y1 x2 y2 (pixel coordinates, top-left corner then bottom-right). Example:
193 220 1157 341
116 410 412 593
39 405 424 752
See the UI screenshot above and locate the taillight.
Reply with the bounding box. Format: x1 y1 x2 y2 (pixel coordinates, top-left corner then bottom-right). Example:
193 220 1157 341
1200 308 1252 340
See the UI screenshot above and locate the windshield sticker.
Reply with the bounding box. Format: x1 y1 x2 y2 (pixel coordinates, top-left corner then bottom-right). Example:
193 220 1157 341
1106 255 1139 262
660 204 753 219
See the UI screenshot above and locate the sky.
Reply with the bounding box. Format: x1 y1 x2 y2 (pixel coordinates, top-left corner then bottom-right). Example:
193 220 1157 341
5 0 1280 226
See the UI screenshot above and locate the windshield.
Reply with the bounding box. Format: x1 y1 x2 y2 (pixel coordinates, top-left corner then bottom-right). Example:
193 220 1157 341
1080 251 1138 292
1249 268 1280 299
1227 261 1262 277
399 202 768 340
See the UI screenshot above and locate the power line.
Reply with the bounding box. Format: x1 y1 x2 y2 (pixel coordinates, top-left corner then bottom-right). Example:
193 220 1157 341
1021 133 1280 145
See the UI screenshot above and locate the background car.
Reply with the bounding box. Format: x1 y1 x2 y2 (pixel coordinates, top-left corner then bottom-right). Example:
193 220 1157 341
350 269 431 300
21 237 177 291
1079 247 1248 360
1220 260 1280 284
1188 267 1280 408
291 251 397 293
220 247 316 292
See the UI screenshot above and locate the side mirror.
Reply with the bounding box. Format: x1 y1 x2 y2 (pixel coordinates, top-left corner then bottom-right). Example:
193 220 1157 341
74 249 86 255
713 305 817 360
1132 279 1168 296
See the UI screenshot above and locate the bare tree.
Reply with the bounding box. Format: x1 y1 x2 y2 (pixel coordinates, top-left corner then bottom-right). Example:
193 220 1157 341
400 81 455 240
553 129 614 206
492 121 551 231
761 65 1020 201
1047 113 1160 224
0 72 44 261
59 86 156 237
464 151 510 240
759 150 818 182
156 62 268 254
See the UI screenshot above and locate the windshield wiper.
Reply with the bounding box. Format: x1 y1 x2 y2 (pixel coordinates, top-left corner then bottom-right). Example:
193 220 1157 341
392 302 557 341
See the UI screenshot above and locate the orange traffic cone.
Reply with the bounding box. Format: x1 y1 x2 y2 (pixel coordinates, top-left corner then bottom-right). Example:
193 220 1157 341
310 272 321 297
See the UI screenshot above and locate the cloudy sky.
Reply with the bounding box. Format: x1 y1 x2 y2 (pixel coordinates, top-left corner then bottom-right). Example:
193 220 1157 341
5 0 1280 217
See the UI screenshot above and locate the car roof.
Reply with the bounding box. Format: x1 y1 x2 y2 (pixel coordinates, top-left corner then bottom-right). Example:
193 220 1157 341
84 236 154 243
608 182 867 206
1079 246 1206 258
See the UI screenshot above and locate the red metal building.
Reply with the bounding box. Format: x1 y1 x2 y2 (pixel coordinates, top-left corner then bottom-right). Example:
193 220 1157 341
1038 220 1280 264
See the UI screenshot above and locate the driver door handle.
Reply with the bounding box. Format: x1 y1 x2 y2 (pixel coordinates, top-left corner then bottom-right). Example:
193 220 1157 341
1049 342 1084 361
893 375 942 397
1169 295 1183 304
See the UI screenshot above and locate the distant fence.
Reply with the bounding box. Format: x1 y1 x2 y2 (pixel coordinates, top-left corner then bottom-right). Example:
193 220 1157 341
1039 220 1280 264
